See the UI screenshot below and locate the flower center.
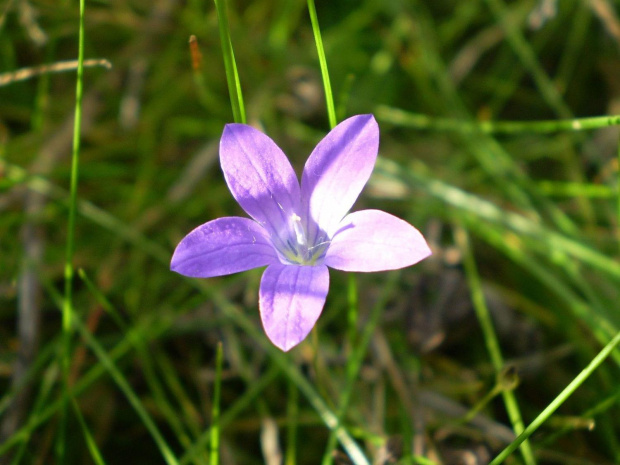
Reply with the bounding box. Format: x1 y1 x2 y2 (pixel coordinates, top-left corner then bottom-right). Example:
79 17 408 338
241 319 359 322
277 213 329 266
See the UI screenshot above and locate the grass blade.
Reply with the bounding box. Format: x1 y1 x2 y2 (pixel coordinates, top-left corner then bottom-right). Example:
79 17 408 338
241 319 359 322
71 398 107 465
307 0 336 129
58 0 86 459
456 227 536 465
209 342 223 465
74 316 180 465
490 330 620 464
213 0 246 124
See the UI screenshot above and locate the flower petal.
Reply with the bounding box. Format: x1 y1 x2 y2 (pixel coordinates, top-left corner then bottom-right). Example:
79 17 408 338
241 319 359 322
325 210 431 272
220 124 301 239
259 264 329 351
171 217 279 278
301 114 379 241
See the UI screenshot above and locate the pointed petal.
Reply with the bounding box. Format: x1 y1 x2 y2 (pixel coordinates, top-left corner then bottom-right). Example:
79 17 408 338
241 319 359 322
220 124 301 239
259 264 329 351
171 217 279 278
301 114 379 241
325 210 431 272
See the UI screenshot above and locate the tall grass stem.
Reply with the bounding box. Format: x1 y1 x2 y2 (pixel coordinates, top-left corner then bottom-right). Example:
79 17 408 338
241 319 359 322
307 0 337 129
285 380 299 465
213 0 246 124
455 227 536 465
58 0 86 460
210 342 223 465
490 331 620 464
377 105 620 134
321 276 399 465
74 316 180 465
306 4 365 463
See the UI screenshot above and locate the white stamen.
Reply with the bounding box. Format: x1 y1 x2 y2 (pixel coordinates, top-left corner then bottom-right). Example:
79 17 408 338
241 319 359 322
308 240 330 252
290 213 306 246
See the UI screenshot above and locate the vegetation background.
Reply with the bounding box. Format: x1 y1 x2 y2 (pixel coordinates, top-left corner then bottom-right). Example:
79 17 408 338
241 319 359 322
0 0 619 464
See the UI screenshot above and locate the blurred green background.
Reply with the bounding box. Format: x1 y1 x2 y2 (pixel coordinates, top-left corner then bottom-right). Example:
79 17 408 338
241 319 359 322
1 0 619 463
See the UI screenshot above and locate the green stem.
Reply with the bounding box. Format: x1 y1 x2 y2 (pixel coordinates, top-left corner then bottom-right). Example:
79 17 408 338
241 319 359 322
209 342 223 465
346 273 359 365
482 0 572 119
307 0 336 129
321 276 399 465
306 4 366 463
179 366 281 465
71 398 106 465
377 105 620 134
213 0 246 124
490 331 620 464
456 227 536 465
285 379 299 465
59 0 85 460
74 317 179 465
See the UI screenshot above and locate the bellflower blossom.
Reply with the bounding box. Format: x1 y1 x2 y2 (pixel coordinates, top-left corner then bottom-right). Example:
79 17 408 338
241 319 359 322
171 114 431 351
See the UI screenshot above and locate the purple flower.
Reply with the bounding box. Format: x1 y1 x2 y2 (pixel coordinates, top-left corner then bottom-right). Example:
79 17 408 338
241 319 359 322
171 114 431 351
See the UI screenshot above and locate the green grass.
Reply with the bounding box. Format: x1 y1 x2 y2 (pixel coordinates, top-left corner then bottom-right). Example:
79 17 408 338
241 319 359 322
1 0 619 464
